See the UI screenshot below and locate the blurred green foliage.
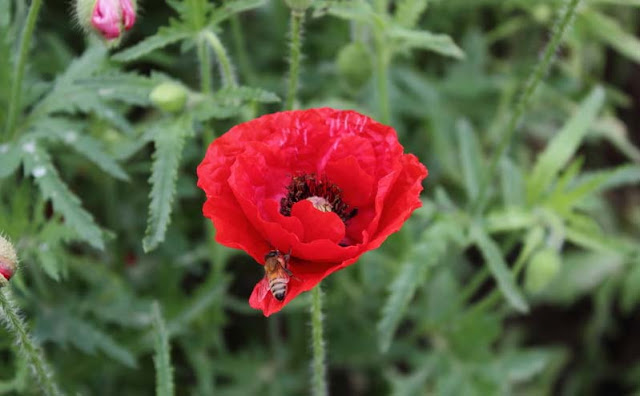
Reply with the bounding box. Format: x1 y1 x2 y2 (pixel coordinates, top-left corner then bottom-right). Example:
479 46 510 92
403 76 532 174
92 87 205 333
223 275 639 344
1 0 639 394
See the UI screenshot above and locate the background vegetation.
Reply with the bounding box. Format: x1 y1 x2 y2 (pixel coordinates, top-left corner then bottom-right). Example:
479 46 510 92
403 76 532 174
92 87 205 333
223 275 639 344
1 0 639 394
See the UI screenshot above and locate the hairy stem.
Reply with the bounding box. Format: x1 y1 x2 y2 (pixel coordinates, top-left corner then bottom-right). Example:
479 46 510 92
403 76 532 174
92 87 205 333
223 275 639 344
4 0 43 141
0 289 60 396
198 38 211 94
285 10 304 111
474 0 583 214
230 15 256 85
310 286 328 396
202 30 237 88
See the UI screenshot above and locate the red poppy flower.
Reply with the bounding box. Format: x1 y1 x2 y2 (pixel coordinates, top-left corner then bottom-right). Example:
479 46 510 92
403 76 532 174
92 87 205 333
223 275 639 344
197 108 427 316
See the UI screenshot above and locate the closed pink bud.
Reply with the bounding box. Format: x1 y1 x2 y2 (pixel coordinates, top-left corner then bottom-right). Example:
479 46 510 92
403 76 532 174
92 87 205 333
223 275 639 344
75 0 137 43
0 235 18 286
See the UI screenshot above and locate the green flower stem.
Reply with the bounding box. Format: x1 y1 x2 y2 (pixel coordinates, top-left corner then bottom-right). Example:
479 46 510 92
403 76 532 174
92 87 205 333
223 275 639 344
473 0 583 214
311 285 327 396
4 0 43 141
202 30 237 88
198 39 212 94
285 10 304 111
0 289 60 396
230 15 256 85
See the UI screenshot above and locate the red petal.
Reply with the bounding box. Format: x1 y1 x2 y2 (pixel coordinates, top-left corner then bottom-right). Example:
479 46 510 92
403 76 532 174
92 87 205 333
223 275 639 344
291 200 345 243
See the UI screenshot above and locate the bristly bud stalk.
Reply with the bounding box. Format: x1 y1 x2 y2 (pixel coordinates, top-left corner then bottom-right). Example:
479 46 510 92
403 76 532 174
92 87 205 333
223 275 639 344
0 234 18 287
75 0 137 46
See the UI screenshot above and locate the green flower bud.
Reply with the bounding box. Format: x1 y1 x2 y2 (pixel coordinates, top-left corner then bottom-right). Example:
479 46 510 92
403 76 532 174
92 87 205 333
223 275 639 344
0 234 18 286
336 42 373 90
524 248 561 293
149 82 188 113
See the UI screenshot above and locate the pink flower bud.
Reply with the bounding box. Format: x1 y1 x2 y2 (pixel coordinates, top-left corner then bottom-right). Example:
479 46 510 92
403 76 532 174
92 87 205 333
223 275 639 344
0 235 18 286
75 0 136 42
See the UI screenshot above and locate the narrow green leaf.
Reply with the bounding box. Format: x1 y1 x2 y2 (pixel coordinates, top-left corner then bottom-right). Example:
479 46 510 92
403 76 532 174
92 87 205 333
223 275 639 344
388 27 464 59
152 302 174 396
527 87 605 201
0 142 22 178
378 226 449 353
65 315 136 367
456 119 483 201
75 72 164 106
471 223 529 313
500 157 525 206
485 208 535 233
581 11 640 63
22 142 104 250
210 0 265 25
576 164 640 194
112 25 191 62
314 0 384 27
393 0 429 29
588 0 640 5
143 116 191 252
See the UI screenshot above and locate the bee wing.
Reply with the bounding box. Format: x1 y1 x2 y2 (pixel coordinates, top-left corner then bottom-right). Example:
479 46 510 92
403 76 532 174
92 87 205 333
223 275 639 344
275 267 291 283
256 278 270 301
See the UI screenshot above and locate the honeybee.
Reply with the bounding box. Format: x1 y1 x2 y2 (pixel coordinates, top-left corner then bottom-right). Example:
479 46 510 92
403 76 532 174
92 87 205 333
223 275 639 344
256 249 294 302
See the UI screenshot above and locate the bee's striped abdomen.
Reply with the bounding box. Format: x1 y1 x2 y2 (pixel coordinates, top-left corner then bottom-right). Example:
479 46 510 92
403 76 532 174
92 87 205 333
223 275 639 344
269 278 287 301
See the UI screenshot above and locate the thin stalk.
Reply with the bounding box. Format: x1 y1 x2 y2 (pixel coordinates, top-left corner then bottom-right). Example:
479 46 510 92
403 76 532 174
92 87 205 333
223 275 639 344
285 10 304 111
198 39 212 94
0 289 60 396
230 15 256 85
473 0 583 215
202 30 237 88
310 286 327 396
4 0 43 141
373 33 390 124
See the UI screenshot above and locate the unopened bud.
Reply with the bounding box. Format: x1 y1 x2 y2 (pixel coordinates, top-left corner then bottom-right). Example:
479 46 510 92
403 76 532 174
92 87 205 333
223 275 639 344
0 235 18 286
75 0 137 44
336 42 373 90
149 82 188 113
524 248 561 293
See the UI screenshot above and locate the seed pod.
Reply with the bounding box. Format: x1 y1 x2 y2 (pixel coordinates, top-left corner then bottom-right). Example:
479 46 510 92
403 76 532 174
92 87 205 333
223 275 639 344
524 248 561 293
149 82 188 113
336 42 373 91
0 235 18 286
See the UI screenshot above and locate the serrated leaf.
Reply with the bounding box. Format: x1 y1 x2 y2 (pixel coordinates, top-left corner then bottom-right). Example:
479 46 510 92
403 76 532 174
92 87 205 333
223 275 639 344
31 119 129 181
471 223 529 313
314 0 384 27
456 119 483 201
0 141 22 178
22 143 104 249
213 86 280 104
210 0 266 26
527 87 605 201
581 11 640 63
75 72 165 106
152 302 174 396
192 86 279 121
112 25 192 62
388 27 464 59
143 116 191 252
64 315 136 367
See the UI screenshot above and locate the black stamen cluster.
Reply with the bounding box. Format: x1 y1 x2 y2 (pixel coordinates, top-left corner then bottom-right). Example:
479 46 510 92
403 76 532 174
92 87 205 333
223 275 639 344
280 174 358 223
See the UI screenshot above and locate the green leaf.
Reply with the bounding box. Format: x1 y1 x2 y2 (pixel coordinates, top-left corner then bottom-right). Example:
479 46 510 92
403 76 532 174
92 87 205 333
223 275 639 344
152 302 174 396
192 86 279 121
210 0 266 26
0 141 22 178
75 72 165 106
581 11 640 63
502 349 553 383
393 0 429 29
500 157 525 206
31 119 130 181
527 87 605 201
378 225 450 353
143 116 191 252
456 119 483 201
388 27 464 59
112 25 192 63
471 223 529 313
314 0 384 27
576 164 640 194
485 208 535 233
22 142 104 250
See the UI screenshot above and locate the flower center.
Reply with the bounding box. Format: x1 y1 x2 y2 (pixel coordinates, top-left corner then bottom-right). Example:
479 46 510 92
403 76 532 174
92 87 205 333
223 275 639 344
280 174 357 223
